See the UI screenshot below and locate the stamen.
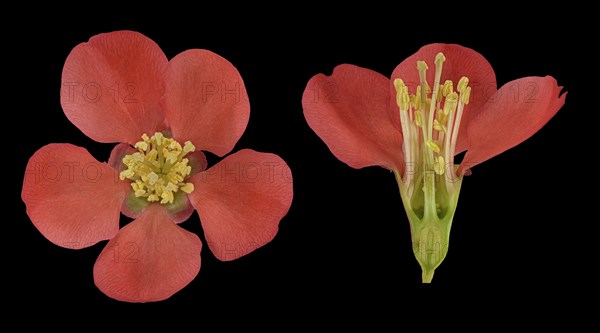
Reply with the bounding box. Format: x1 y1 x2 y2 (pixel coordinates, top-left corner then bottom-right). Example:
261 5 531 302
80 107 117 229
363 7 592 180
147 172 159 185
433 119 446 132
443 92 458 114
416 62 429 124
181 183 195 193
135 141 148 152
443 80 453 97
448 83 471 178
410 94 419 111
428 52 446 148
394 79 410 111
414 87 422 111
414 111 423 127
154 132 164 145
435 53 446 65
426 140 441 153
183 141 195 155
437 108 448 125
393 78 405 94
119 133 197 204
393 52 471 188
434 156 445 175
461 86 471 105
443 92 459 168
394 79 413 170
457 76 469 94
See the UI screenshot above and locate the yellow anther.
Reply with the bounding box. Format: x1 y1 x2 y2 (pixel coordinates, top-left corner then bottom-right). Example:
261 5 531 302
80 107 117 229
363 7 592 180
400 93 410 111
435 52 446 65
164 150 179 164
131 182 140 191
457 76 469 93
434 156 445 175
394 78 405 92
426 140 441 153
443 92 458 114
442 80 453 97
433 119 446 132
180 183 195 194
167 171 184 184
397 84 410 111
131 181 147 197
398 53 469 184
119 169 134 181
414 111 423 127
145 149 158 162
160 191 174 204
461 86 471 105
409 94 417 110
414 87 422 110
147 172 159 185
135 141 148 151
154 132 164 145
417 61 429 72
118 132 196 203
183 141 195 154
165 182 177 192
131 153 144 163
437 108 448 124
122 155 133 166
168 141 182 151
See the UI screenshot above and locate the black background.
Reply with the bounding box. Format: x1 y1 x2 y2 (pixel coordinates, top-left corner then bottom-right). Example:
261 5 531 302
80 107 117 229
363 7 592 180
9 8 586 318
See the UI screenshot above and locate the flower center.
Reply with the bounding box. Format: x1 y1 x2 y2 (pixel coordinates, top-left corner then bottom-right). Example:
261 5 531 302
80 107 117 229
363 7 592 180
394 52 471 182
119 132 196 204
393 52 473 281
393 52 471 219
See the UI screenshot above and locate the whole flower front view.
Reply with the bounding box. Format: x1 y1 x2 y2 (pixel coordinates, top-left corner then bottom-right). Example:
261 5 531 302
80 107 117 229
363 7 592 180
22 31 293 302
303 44 565 282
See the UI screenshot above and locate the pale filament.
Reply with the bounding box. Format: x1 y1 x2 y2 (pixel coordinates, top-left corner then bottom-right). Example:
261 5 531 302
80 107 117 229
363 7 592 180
394 52 471 189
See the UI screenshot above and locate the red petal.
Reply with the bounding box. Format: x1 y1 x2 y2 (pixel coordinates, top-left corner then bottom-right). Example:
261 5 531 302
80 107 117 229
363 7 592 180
460 76 566 173
390 43 497 153
61 31 168 144
93 205 202 302
163 50 250 157
22 144 129 249
188 150 293 261
303 64 404 171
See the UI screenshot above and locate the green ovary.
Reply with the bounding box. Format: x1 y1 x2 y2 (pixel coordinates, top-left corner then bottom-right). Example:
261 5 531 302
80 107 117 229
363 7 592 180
395 170 463 283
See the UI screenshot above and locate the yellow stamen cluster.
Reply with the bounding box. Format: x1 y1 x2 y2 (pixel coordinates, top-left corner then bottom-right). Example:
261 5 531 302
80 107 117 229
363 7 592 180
119 132 196 204
394 52 472 180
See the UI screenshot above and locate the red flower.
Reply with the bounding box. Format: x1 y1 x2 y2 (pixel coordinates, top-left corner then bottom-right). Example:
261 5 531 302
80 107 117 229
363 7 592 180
22 31 293 302
303 43 565 282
